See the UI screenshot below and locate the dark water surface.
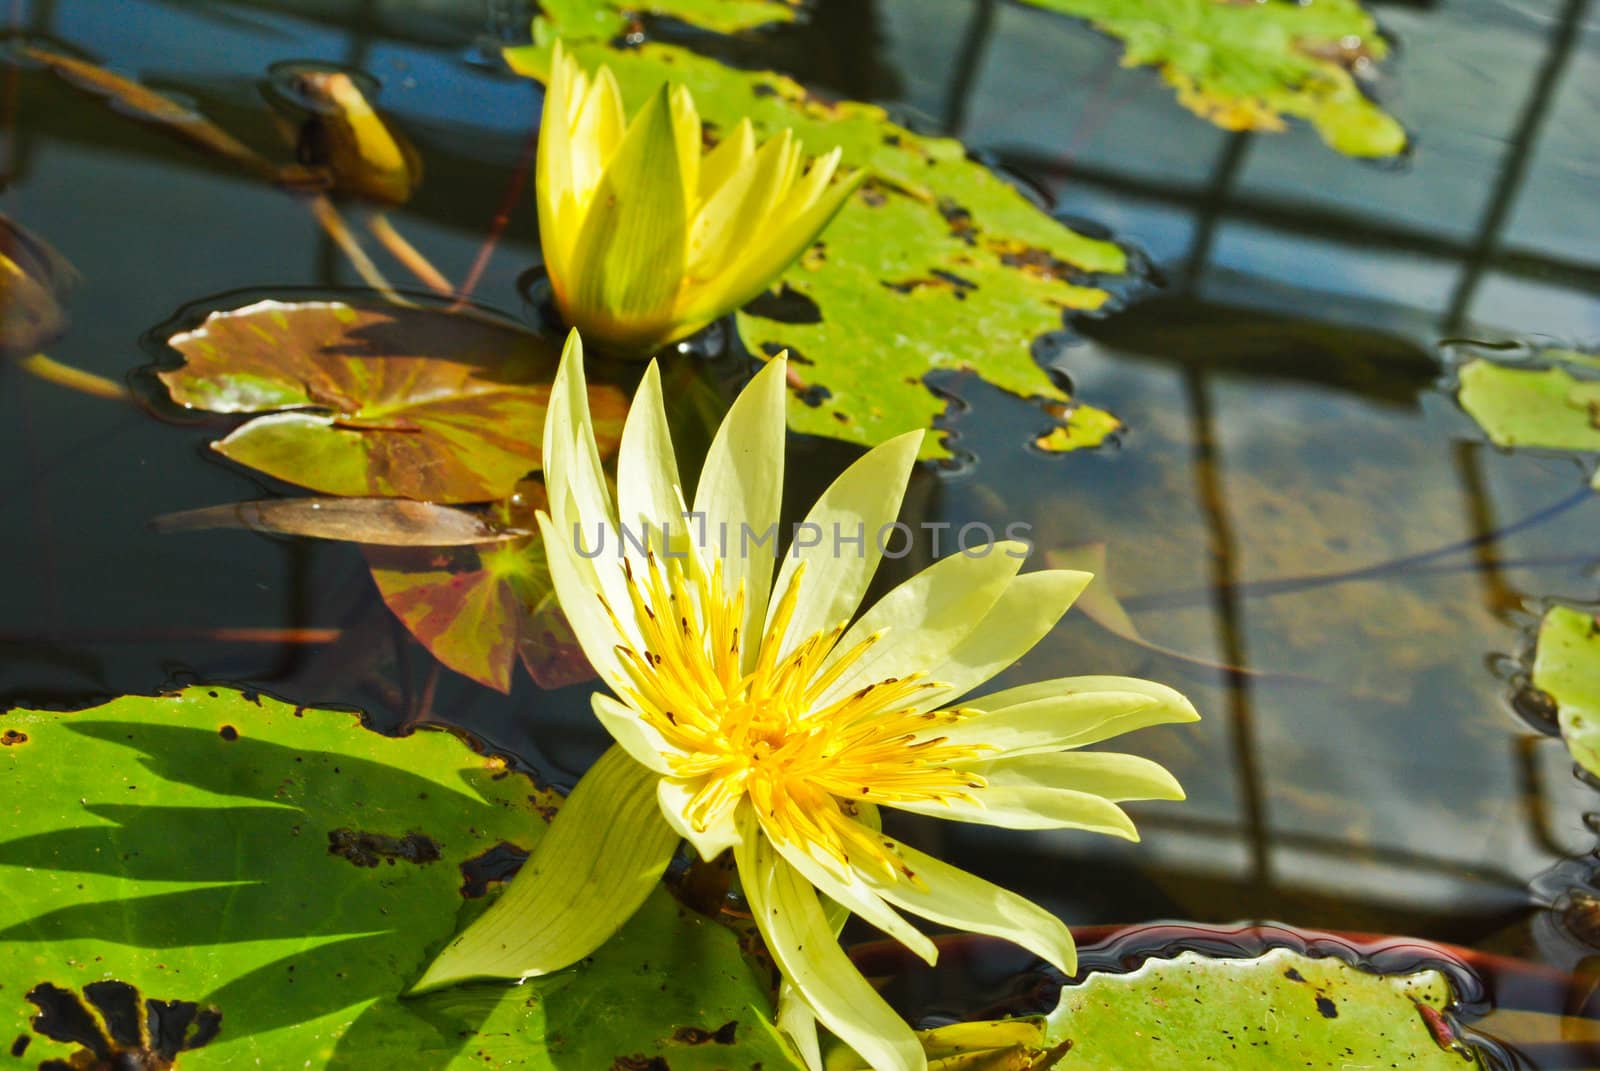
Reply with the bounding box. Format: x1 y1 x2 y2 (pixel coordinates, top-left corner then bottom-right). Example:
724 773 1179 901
3 0 1600 1065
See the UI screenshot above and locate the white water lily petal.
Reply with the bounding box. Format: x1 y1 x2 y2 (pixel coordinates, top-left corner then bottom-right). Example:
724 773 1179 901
763 821 938 964
983 751 1186 803
863 837 1076 975
591 693 680 774
916 569 1092 711
952 676 1201 757
411 746 677 992
692 356 788 670
817 543 1027 708
777 983 825 1071
736 829 927 1071
537 512 630 691
656 777 744 861
888 786 1139 838
615 361 684 561
768 430 922 658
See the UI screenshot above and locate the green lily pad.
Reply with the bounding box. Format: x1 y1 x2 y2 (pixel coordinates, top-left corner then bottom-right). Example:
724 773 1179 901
158 300 627 503
1532 605 1600 779
1457 352 1600 489
539 0 799 34
0 687 798 1069
509 30 1126 460
1046 948 1471 1068
364 484 592 693
1019 0 1404 157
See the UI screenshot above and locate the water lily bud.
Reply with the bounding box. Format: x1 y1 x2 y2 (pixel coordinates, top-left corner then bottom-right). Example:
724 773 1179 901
537 43 864 357
287 69 422 205
0 215 77 359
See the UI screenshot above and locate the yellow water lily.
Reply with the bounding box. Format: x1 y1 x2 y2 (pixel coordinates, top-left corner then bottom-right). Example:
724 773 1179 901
414 332 1198 1071
537 43 863 356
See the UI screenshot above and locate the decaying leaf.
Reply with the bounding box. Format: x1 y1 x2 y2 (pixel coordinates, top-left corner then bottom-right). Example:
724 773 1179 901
0 687 800 1069
508 27 1126 460
0 213 77 359
158 299 627 503
826 1016 1070 1070
151 497 525 546
1018 0 1405 157
1046 947 1471 1068
18 42 313 185
1532 604 1600 779
364 483 592 692
535 0 800 35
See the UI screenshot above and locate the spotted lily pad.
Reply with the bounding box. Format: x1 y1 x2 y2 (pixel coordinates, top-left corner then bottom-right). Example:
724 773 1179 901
509 30 1126 460
539 0 799 33
1457 351 1600 490
158 300 627 503
0 687 798 1069
1532 605 1600 779
365 483 592 693
1019 0 1404 157
1046 947 1470 1067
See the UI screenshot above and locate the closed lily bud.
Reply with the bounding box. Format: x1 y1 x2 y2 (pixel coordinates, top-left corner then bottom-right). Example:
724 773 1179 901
537 43 863 357
0 215 77 359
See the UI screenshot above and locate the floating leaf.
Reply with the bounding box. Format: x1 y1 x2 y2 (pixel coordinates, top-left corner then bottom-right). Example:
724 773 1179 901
1018 0 1405 157
0 687 799 1069
152 497 523 546
158 299 627 503
18 43 313 186
1045 947 1470 1067
365 482 592 692
0 213 76 359
1532 605 1600 779
508 33 1126 460
1459 356 1600 462
535 0 799 35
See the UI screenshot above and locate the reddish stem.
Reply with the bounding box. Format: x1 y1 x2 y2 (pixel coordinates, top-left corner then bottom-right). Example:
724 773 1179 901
451 105 540 309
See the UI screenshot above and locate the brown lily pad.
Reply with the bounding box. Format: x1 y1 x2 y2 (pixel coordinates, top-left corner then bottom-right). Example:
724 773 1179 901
364 483 592 692
159 300 626 503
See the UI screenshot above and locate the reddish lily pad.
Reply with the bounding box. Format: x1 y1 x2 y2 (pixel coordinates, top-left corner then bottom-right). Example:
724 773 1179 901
159 300 627 503
365 484 593 692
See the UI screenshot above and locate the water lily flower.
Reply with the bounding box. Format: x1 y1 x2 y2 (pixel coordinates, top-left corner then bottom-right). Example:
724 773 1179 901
414 332 1198 1071
536 44 863 356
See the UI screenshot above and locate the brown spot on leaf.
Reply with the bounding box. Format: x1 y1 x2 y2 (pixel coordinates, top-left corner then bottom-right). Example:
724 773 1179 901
883 270 979 300
1314 995 1338 1018
1 729 27 746
9 1036 28 1058
218 726 238 742
987 238 1090 285
327 829 441 868
25 981 220 1070
612 1057 669 1070
667 1021 737 1045
1415 1001 1456 1051
938 197 977 245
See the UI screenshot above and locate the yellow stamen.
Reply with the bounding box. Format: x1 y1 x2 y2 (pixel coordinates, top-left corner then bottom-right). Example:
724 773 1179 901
618 553 989 880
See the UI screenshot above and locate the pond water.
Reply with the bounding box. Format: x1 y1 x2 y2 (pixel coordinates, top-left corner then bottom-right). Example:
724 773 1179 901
3 0 1600 1066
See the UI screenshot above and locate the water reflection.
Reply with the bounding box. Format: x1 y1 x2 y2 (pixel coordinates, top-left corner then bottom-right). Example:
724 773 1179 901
2 0 1600 1063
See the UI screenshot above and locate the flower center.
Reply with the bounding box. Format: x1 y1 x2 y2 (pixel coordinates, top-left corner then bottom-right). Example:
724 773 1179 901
605 552 989 881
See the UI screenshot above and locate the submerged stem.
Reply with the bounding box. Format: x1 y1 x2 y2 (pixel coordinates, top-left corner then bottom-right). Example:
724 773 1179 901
368 212 453 295
16 353 131 402
306 194 413 306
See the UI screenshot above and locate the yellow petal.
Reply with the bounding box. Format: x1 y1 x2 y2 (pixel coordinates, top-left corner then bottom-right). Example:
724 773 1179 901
686 127 794 281
952 676 1200 757
766 430 922 657
816 542 1027 708
859 836 1076 975
691 355 789 671
563 84 690 344
615 360 685 562
410 746 678 992
736 827 927 1071
699 117 756 201
914 569 1092 711
982 751 1186 803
